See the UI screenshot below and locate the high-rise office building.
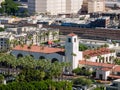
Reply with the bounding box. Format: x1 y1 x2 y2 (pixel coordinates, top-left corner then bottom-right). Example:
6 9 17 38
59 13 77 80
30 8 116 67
28 0 83 15
88 0 105 13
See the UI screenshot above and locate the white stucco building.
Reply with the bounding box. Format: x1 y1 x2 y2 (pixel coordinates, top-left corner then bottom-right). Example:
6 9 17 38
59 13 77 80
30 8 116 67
28 0 83 15
11 33 120 80
65 33 83 69
6 27 59 45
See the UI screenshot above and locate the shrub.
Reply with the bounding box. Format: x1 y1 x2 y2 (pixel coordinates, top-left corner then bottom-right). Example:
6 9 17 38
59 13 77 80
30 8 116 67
73 77 93 87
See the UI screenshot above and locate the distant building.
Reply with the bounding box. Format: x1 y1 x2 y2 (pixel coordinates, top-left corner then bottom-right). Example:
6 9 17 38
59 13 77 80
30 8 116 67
6 27 59 45
81 0 88 14
0 32 14 52
28 0 83 15
0 17 15 24
105 0 120 8
90 17 110 28
88 0 105 13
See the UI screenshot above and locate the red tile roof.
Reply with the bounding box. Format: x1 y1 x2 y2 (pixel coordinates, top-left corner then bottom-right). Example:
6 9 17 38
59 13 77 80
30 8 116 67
83 48 111 58
79 60 114 68
67 33 76 37
12 45 64 54
108 75 120 79
101 68 111 71
113 66 120 72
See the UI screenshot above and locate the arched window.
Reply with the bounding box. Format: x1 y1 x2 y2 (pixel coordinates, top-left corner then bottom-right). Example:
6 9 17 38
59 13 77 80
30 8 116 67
109 56 112 62
106 57 108 62
99 59 101 63
96 59 98 62
82 67 86 70
39 56 45 59
17 53 23 58
51 58 58 63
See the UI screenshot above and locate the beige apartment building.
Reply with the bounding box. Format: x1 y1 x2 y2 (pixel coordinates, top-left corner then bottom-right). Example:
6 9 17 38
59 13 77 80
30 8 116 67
28 0 83 15
88 0 105 13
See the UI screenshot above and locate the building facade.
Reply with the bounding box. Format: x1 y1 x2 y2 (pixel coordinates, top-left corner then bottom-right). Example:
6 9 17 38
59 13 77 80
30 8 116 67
0 32 14 52
88 0 105 13
11 33 120 80
28 0 83 15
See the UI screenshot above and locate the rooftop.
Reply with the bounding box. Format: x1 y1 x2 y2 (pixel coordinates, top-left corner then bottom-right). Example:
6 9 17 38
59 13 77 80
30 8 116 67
13 45 64 54
68 33 77 37
79 60 114 68
113 65 120 72
101 67 111 71
83 48 111 57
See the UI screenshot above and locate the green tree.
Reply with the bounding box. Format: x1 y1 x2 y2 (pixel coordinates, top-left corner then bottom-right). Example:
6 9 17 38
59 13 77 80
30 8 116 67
16 74 25 82
0 74 4 84
1 0 19 15
73 77 92 87
79 44 88 51
0 27 4 32
52 31 57 40
94 86 105 90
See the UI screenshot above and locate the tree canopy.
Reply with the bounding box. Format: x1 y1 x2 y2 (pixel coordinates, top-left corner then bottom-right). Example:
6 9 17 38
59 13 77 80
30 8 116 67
73 77 93 87
0 54 73 89
0 80 72 90
79 44 88 51
1 0 19 15
0 54 70 82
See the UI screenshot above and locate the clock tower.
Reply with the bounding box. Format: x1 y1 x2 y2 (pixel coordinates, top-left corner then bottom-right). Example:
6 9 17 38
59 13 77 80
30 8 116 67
65 33 82 70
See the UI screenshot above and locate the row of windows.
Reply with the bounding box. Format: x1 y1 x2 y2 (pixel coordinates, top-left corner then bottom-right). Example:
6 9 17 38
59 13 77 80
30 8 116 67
17 54 59 63
96 56 114 63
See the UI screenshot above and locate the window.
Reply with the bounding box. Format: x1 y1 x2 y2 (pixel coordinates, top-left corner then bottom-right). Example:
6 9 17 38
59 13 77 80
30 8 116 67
74 38 76 42
68 38 71 43
0 38 3 41
96 59 97 62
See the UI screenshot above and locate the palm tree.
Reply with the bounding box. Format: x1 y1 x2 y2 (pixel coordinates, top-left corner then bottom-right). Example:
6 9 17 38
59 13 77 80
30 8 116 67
84 55 90 70
46 31 50 41
6 39 11 51
39 71 45 80
38 33 43 45
84 55 90 64
97 55 102 63
52 31 57 40
0 74 4 84
103 44 109 48
43 32 47 42
27 35 33 44
111 56 115 64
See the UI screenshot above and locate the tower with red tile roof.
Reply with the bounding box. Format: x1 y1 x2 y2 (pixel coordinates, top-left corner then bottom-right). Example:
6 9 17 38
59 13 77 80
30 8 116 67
65 33 82 70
